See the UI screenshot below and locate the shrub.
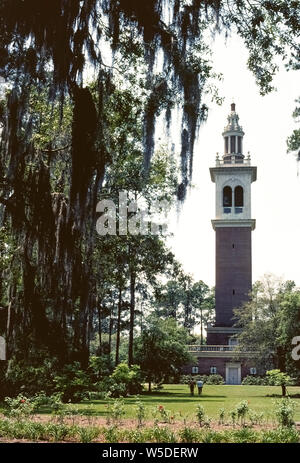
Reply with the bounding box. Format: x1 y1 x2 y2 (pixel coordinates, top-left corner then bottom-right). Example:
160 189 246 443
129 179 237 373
218 408 225 425
4 355 57 396
103 426 120 443
156 404 171 423
4 394 35 421
235 400 249 426
179 426 200 443
261 427 299 443
230 409 237 426
105 395 126 425
195 404 211 427
180 374 224 385
230 428 258 443
53 362 92 402
148 425 176 443
248 410 264 426
77 426 100 443
205 374 225 385
126 428 148 443
135 397 146 427
107 363 143 397
273 397 296 427
242 375 267 386
81 390 106 400
201 430 225 443
46 423 72 442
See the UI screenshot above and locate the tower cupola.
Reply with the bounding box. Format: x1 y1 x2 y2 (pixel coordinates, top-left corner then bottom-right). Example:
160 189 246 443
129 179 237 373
222 103 245 164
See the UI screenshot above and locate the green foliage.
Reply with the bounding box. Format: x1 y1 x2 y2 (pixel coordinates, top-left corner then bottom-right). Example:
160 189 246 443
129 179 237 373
134 317 192 391
234 275 300 377
135 397 146 427
235 401 249 426
53 362 92 402
195 404 211 427
228 428 258 444
242 375 268 386
287 98 300 154
248 410 264 426
0 393 300 443
261 427 299 443
180 374 224 385
46 423 72 442
5 355 57 396
77 426 100 443
154 277 214 335
105 395 126 425
148 425 177 443
273 398 296 428
103 426 121 443
3 394 35 421
179 426 200 443
109 363 143 397
230 409 237 426
97 363 143 398
155 405 172 424
201 430 226 443
218 408 225 425
205 374 225 385
266 369 293 387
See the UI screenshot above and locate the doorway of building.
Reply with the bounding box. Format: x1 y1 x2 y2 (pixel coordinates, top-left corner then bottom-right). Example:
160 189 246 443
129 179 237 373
226 363 241 384
228 368 239 385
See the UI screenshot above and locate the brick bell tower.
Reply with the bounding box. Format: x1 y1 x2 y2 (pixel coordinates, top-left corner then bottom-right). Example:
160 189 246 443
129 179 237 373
207 103 257 346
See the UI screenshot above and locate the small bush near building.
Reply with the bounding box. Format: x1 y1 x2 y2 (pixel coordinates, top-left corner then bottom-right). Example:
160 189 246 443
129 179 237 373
242 375 268 386
180 374 224 385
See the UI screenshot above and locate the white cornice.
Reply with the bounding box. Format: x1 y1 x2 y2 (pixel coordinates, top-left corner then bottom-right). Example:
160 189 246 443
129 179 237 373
210 165 257 183
211 219 256 230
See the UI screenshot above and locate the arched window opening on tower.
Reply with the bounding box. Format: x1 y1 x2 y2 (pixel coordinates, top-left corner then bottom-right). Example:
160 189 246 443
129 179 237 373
225 137 229 154
238 136 242 154
223 186 232 213
234 186 243 213
230 135 236 153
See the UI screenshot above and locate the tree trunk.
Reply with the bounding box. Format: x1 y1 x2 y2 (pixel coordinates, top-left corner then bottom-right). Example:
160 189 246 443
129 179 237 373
97 298 102 353
200 307 203 345
128 270 136 366
282 385 286 397
115 287 122 366
108 303 114 355
148 381 151 393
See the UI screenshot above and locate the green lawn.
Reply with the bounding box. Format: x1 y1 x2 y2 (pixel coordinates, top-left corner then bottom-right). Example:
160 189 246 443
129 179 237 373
62 384 300 422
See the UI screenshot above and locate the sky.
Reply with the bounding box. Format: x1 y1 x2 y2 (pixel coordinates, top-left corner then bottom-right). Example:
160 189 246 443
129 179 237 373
166 33 300 288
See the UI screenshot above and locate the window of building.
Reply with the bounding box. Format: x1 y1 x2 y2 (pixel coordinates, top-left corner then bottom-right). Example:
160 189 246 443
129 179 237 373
234 186 243 207
210 366 217 374
229 338 238 346
250 368 257 375
230 135 236 153
192 366 199 374
223 186 232 207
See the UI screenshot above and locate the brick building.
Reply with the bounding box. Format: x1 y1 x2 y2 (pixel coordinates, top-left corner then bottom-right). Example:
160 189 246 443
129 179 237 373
185 103 258 384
